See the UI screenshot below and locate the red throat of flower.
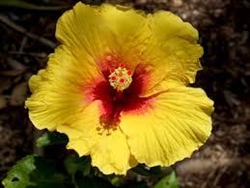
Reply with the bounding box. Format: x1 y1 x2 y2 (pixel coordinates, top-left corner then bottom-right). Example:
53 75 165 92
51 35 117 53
92 54 152 136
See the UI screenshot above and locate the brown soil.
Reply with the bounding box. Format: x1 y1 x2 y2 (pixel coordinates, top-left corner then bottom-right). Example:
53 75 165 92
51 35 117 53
0 0 249 188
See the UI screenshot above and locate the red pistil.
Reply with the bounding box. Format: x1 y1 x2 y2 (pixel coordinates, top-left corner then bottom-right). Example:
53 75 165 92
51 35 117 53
120 63 125 68
119 78 125 83
127 70 132 75
110 68 115 73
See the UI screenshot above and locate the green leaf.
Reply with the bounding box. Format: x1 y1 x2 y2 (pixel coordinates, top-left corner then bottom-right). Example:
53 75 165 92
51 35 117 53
133 164 169 177
153 171 179 188
2 155 35 188
2 155 66 188
64 155 91 177
36 131 68 148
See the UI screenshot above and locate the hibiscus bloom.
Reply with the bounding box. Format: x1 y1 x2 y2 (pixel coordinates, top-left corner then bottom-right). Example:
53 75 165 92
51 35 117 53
26 2 213 175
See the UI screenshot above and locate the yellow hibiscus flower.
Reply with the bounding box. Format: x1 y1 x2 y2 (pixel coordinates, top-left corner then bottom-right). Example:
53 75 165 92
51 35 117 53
25 2 213 175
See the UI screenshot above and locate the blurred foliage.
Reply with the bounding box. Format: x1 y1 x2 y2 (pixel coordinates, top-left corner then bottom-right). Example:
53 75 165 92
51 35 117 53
2 131 179 188
2 155 66 188
153 172 179 188
36 131 68 148
132 164 172 177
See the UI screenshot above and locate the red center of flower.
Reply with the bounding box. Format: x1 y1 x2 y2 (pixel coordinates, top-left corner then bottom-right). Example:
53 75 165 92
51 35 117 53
92 54 152 135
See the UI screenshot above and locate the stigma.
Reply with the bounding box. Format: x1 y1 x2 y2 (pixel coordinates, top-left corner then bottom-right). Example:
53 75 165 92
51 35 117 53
108 63 132 91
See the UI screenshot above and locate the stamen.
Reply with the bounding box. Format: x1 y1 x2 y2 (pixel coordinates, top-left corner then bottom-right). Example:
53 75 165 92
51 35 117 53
108 64 133 91
97 114 120 136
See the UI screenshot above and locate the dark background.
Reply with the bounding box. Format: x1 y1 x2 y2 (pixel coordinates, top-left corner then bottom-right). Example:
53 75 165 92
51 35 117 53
0 0 249 187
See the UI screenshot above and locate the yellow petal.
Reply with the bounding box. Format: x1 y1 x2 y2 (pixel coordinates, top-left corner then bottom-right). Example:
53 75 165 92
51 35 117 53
57 100 137 175
25 46 103 131
120 87 213 167
141 11 203 96
56 3 110 60
56 3 149 70
150 11 199 43
90 129 137 175
100 4 149 68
